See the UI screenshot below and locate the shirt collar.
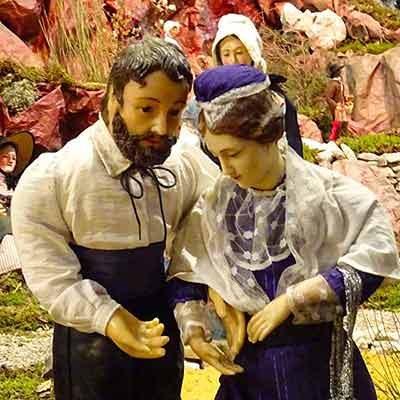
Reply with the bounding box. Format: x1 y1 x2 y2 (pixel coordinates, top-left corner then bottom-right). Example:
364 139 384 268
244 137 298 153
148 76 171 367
92 114 132 178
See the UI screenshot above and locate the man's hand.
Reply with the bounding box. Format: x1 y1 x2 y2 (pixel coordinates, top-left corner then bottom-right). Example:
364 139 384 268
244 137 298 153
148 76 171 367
0 203 7 217
106 307 169 359
188 327 244 375
247 294 291 343
208 288 246 358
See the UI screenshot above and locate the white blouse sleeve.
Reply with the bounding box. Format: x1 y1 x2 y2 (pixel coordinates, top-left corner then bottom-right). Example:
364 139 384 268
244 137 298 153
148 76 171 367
286 275 342 324
11 155 120 335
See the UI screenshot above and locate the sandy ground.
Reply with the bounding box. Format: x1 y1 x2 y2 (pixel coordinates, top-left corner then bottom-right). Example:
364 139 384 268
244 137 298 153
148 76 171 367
181 352 400 400
182 367 220 400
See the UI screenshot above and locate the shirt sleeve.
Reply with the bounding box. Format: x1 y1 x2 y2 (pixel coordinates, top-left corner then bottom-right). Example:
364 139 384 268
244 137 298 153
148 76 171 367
11 155 120 335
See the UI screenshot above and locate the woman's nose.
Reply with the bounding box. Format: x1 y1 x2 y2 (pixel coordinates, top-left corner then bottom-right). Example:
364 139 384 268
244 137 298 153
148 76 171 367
220 159 233 176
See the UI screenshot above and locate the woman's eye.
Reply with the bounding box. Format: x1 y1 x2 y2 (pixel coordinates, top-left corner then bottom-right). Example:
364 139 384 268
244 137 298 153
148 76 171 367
229 151 241 158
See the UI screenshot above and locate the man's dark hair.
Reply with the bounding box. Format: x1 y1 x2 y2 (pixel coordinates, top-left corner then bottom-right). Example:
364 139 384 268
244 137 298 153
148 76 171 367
101 36 193 124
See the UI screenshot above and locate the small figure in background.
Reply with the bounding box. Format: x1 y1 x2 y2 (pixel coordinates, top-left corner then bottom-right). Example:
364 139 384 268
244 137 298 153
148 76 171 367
0 132 33 239
163 20 182 49
325 63 353 142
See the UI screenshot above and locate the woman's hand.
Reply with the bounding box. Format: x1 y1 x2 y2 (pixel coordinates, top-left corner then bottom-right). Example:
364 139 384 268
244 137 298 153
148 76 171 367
106 307 169 359
188 326 244 375
208 287 246 358
247 294 291 343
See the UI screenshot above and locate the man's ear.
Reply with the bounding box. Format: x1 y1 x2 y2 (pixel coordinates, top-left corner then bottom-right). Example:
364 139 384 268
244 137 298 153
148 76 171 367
106 86 119 130
198 111 207 137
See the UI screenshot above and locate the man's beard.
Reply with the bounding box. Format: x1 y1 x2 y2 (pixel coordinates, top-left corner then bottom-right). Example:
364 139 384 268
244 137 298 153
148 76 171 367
112 112 177 168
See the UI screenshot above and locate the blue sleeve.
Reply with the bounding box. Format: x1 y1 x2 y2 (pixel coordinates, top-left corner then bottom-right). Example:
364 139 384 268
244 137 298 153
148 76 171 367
166 278 208 309
321 267 384 308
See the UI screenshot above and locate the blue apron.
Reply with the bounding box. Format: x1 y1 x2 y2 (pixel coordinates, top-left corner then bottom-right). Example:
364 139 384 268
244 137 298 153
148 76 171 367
53 242 183 400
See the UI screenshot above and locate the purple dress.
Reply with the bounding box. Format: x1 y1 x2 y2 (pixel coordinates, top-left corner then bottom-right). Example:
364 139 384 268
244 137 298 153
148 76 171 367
168 186 382 400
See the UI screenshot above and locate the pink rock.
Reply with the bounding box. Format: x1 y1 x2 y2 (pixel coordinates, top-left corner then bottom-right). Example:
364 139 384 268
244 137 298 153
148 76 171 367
4 86 66 150
386 28 400 42
60 87 104 144
0 22 43 67
0 0 42 39
343 46 400 135
332 159 400 249
298 114 324 143
345 10 384 40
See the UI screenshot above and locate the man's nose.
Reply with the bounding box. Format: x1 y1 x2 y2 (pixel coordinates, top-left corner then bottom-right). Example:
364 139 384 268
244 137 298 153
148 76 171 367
151 114 168 136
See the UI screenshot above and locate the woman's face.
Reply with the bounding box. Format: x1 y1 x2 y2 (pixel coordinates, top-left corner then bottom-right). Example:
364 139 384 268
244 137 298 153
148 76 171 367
218 36 253 66
0 145 17 174
204 129 281 191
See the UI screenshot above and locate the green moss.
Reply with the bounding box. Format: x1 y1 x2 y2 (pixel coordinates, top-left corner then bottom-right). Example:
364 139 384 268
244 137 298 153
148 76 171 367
303 144 320 164
0 59 105 91
336 40 397 55
367 282 400 311
0 272 52 334
0 364 54 400
337 134 400 155
349 0 400 30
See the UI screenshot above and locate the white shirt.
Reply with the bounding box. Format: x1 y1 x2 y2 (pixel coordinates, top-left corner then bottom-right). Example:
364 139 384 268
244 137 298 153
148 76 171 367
11 117 218 335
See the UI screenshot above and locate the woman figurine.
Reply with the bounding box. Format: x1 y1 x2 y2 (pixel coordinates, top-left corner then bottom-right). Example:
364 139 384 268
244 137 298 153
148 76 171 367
168 64 399 400
211 13 303 157
0 132 33 239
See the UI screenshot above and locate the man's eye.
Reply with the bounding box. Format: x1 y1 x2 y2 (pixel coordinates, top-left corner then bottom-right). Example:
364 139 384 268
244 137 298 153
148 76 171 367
169 109 181 117
139 106 153 113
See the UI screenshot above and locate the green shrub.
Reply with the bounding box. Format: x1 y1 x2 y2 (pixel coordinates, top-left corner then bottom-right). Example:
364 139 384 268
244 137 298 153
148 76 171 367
303 144 319 164
367 282 400 311
298 104 332 139
42 0 118 83
0 79 39 114
0 59 105 91
259 26 333 139
336 40 397 55
338 134 400 155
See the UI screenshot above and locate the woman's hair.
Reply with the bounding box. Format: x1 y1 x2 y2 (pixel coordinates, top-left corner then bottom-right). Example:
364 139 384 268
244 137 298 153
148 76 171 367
101 36 193 125
200 89 285 144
